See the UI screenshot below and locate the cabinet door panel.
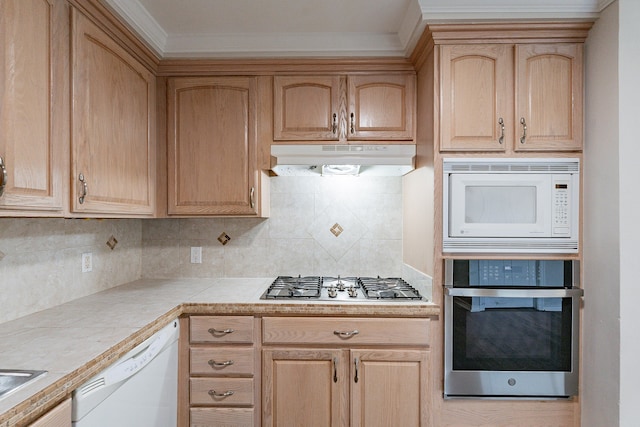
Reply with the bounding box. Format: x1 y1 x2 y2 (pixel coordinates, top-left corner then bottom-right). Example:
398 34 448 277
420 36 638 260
71 10 155 215
351 349 430 427
168 77 257 215
263 349 348 427
348 75 415 140
274 75 341 141
515 43 583 151
0 0 66 213
440 44 512 151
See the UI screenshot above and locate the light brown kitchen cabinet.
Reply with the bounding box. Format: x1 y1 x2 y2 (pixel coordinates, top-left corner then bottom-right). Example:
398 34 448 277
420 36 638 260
273 75 342 141
27 398 71 427
262 317 431 427
440 43 583 152
71 9 156 216
263 348 348 427
184 316 258 427
0 0 68 215
273 74 415 143
167 76 261 216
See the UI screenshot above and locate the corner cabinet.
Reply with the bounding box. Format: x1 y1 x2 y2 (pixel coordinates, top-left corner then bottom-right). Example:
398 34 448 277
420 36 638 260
70 9 156 216
273 74 415 143
440 43 583 152
262 317 431 427
0 0 68 215
167 76 262 216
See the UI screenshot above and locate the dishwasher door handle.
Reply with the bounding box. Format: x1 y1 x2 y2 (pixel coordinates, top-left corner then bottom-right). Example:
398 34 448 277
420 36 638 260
103 329 172 385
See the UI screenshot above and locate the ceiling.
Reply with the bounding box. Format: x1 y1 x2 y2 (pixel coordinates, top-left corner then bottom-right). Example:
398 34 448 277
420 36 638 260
102 0 612 58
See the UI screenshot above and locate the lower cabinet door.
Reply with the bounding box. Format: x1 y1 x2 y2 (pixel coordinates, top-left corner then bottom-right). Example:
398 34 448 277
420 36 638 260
263 348 349 427
350 349 430 427
190 407 254 427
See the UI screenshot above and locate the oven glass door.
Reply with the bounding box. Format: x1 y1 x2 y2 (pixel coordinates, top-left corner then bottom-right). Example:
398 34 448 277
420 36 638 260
450 291 572 372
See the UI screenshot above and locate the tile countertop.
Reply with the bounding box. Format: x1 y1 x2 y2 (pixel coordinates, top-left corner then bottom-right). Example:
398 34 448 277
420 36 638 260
0 278 439 426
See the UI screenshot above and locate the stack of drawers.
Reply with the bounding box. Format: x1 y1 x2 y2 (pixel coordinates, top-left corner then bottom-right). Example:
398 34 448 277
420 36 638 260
189 316 257 426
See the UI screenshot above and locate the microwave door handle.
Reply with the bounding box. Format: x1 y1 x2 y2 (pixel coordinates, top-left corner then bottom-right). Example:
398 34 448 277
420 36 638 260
445 287 584 298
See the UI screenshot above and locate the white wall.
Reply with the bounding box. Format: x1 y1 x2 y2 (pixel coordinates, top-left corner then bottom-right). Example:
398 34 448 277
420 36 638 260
617 0 640 424
584 0 640 425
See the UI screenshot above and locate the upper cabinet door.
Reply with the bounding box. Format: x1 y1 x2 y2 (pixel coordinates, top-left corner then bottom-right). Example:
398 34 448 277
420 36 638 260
273 75 341 141
348 74 415 141
0 0 67 214
167 77 258 216
515 43 583 151
71 10 156 216
440 44 513 151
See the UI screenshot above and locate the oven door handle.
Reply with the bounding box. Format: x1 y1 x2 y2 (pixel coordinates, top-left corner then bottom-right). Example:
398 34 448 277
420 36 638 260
444 287 584 298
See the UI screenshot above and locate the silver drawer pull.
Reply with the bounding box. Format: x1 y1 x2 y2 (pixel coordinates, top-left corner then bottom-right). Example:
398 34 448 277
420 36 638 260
78 173 88 204
208 390 234 398
208 359 234 368
333 330 359 338
208 328 234 335
0 156 7 197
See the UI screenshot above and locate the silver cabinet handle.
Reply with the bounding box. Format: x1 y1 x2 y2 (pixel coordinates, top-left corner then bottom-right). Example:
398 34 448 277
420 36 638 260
333 330 359 338
0 156 7 197
208 359 234 368
208 390 234 398
520 117 527 144
354 357 359 383
249 186 255 209
332 113 337 134
498 118 505 145
333 357 338 383
78 173 88 204
350 112 355 134
208 328 234 335
445 287 584 298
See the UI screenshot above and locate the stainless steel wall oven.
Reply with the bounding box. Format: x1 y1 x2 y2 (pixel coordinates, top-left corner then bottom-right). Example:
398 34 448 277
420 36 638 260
444 259 582 398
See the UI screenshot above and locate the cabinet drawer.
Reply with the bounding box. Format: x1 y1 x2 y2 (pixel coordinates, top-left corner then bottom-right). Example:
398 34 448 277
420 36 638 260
190 408 254 427
191 316 254 344
191 347 255 376
263 317 429 346
190 378 254 406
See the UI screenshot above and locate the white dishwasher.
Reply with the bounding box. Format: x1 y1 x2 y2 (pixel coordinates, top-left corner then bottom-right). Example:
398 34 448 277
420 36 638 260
72 319 179 427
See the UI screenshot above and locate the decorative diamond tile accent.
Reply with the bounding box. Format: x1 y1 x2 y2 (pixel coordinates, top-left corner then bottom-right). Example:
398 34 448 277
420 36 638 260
308 205 366 261
106 235 118 250
218 232 231 245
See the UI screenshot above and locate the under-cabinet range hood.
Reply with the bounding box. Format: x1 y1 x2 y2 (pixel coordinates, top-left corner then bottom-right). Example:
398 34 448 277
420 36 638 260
270 144 416 176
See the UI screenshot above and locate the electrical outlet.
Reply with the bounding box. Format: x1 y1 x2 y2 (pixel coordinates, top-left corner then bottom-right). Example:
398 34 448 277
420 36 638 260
82 252 92 273
190 247 202 264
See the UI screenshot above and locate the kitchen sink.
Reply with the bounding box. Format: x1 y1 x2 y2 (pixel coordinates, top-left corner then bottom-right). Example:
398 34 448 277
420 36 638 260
0 369 47 400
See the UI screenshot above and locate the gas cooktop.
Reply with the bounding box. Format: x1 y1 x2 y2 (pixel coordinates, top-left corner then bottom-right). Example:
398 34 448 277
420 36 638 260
260 276 423 302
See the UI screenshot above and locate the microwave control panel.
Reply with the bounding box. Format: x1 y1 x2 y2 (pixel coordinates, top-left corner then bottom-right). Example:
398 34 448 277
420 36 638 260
552 177 571 235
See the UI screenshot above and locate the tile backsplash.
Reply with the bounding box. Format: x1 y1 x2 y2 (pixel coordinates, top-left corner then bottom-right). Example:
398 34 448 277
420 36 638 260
142 176 404 279
0 218 142 323
0 175 431 324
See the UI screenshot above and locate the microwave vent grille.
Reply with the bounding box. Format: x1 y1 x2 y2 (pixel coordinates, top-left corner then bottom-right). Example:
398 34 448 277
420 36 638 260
443 239 579 253
443 159 579 173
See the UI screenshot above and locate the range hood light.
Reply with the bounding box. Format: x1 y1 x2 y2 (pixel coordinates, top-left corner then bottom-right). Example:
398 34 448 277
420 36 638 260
321 165 360 176
270 144 416 177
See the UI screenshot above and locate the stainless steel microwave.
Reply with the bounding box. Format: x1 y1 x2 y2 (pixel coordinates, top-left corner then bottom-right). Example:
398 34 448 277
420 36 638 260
443 158 580 253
